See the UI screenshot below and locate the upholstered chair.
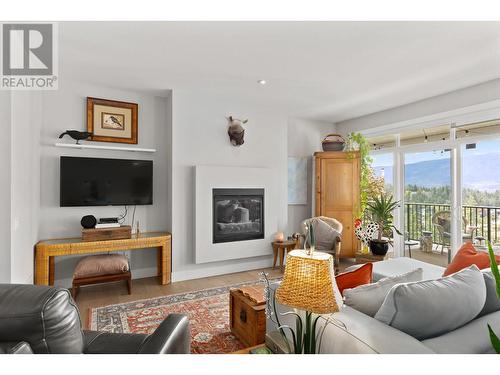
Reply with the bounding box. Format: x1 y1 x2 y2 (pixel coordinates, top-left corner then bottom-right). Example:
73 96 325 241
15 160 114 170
301 216 343 273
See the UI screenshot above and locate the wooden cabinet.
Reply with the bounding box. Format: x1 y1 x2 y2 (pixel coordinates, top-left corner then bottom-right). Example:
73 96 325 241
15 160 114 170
314 151 360 258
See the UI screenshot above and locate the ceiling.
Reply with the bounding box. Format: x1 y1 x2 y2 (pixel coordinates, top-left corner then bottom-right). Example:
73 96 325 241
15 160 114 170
60 21 500 123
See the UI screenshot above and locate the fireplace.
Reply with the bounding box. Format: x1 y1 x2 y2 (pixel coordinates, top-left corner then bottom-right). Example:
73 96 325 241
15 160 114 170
213 188 265 244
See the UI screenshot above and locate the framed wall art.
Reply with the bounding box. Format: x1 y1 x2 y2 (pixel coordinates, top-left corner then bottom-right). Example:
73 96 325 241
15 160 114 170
87 97 138 144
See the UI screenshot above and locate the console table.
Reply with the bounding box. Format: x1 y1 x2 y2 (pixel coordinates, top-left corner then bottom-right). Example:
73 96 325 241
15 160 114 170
35 232 171 286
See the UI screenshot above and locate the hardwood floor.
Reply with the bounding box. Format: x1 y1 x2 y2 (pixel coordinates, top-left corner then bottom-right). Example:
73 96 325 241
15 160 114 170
77 267 283 328
77 259 357 329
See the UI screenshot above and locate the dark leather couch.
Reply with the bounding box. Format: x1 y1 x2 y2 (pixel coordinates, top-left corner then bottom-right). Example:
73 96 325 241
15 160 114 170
0 284 190 354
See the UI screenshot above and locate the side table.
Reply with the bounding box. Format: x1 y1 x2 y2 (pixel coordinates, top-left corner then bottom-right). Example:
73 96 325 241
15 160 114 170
272 240 298 271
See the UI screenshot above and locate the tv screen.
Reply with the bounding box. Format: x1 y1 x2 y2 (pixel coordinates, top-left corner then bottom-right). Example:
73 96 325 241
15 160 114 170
60 156 153 207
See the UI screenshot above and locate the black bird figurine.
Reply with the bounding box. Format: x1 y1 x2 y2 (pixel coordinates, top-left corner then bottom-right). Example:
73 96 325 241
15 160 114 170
59 130 93 145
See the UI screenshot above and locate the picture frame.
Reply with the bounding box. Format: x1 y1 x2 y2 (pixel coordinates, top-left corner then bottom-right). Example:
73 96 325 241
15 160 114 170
87 97 138 144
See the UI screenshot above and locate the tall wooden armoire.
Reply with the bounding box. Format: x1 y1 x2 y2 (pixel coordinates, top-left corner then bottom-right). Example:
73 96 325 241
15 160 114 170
314 151 361 258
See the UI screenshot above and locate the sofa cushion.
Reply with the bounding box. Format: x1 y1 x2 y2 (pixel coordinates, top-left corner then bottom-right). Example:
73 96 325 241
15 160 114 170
374 265 486 340
422 309 500 354
345 257 444 282
443 242 500 276
73 254 129 279
343 268 423 317
313 219 340 251
335 263 372 295
478 269 500 317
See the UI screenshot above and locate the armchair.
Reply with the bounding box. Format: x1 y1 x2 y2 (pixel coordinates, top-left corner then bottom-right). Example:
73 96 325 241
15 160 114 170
0 284 190 354
301 216 342 273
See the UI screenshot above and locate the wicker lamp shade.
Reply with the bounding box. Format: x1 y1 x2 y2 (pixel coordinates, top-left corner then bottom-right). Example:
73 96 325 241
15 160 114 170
275 250 342 314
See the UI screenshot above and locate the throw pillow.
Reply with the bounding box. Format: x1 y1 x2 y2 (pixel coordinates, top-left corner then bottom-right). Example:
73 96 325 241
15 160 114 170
335 263 372 295
443 242 500 276
343 268 423 317
477 269 500 317
374 265 487 340
313 219 340 251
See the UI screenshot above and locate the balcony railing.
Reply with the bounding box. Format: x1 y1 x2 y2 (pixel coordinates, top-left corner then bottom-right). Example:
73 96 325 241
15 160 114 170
405 202 500 244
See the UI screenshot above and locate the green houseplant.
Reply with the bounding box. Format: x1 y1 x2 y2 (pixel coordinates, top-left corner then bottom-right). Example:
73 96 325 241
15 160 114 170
366 194 402 255
487 242 500 353
345 132 372 216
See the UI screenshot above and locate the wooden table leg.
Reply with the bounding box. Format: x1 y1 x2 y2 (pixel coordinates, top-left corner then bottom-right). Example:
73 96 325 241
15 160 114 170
49 256 55 286
158 242 171 285
272 244 278 269
279 247 285 272
35 252 49 286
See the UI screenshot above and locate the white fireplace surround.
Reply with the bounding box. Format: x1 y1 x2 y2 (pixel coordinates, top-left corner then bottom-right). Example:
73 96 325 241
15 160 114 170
195 165 278 264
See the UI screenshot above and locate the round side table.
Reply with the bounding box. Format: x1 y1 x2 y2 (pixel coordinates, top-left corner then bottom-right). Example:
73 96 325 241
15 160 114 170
272 240 298 271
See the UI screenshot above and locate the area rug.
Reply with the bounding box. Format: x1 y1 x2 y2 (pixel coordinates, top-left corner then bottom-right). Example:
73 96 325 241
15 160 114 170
89 279 277 354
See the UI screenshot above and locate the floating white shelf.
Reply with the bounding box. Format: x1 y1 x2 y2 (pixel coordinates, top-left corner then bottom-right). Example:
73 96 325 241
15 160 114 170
54 143 156 153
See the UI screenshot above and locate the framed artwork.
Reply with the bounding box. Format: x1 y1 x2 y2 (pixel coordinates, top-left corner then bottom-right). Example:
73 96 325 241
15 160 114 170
87 97 138 144
288 157 308 205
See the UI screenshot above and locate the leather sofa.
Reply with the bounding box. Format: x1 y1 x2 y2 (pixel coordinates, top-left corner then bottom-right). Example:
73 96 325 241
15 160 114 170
0 284 190 354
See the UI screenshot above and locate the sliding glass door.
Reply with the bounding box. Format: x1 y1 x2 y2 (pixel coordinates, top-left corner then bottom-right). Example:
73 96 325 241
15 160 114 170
461 140 500 249
403 149 452 266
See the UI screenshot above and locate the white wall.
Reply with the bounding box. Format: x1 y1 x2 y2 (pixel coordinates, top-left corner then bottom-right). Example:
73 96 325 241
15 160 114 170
336 78 500 134
286 118 335 234
0 92 12 283
10 91 42 283
171 89 288 281
38 80 171 286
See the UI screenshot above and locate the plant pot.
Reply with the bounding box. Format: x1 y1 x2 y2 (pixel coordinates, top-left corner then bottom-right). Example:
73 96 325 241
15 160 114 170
369 239 389 256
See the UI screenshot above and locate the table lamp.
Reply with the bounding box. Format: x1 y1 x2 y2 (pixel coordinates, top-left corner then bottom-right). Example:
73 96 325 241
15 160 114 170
275 249 342 353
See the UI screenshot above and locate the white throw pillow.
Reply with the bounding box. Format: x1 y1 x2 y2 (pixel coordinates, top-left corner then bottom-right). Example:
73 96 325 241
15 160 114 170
313 219 339 251
374 265 486 340
343 268 423 317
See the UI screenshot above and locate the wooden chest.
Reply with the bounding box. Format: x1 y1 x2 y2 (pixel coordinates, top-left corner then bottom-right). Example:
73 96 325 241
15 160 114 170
82 225 132 242
229 287 266 347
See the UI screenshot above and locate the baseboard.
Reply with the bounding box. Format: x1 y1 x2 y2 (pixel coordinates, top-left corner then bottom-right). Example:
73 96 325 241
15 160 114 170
171 256 273 282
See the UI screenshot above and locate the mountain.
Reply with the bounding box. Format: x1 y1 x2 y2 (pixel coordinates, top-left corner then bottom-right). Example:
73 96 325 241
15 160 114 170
374 152 500 191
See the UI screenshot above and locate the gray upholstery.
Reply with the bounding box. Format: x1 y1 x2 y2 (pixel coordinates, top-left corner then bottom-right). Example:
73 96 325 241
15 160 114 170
374 265 487 340
0 342 33 354
0 284 84 353
479 269 500 317
0 284 190 354
422 310 500 354
346 257 444 281
266 258 500 354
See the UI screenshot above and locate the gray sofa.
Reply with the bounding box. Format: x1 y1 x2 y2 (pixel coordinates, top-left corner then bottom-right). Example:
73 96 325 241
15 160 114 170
266 258 500 354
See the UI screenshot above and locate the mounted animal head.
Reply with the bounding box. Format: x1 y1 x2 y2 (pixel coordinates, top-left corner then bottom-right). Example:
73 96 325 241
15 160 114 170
227 116 249 146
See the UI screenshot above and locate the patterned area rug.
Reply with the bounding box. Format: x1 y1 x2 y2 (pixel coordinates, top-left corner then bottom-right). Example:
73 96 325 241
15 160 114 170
89 280 275 354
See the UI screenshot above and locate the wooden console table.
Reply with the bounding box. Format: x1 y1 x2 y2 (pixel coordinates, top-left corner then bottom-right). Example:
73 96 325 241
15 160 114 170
35 232 171 286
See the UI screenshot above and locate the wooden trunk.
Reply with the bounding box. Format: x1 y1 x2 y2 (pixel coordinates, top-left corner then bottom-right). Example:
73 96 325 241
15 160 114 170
82 225 132 242
229 289 266 348
314 151 361 258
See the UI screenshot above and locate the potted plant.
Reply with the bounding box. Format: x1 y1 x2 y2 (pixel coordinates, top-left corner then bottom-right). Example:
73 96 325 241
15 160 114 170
366 194 402 255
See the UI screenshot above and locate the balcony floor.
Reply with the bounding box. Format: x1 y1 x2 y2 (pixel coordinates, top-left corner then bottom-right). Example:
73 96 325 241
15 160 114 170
403 244 449 267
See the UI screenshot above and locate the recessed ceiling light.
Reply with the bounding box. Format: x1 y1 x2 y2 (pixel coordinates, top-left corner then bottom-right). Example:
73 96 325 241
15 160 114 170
257 79 267 85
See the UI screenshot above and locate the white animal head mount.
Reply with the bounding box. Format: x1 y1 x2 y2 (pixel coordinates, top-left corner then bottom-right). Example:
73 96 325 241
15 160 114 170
227 116 249 146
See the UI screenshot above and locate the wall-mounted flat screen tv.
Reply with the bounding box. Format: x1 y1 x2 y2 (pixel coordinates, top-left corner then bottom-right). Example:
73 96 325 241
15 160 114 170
60 156 153 207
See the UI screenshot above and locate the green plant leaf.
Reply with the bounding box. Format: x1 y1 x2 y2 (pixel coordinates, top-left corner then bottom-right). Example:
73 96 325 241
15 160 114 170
488 324 500 354
487 242 500 299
